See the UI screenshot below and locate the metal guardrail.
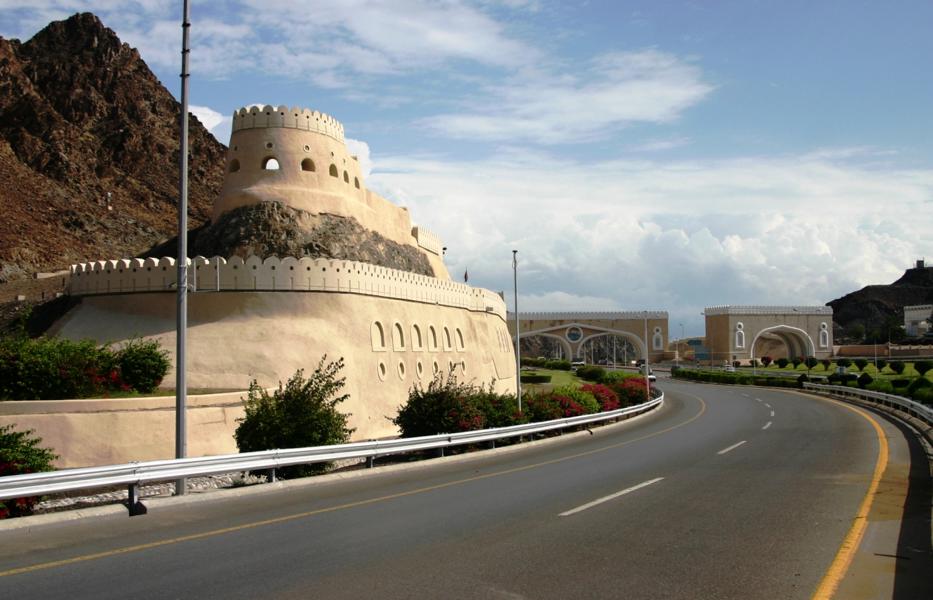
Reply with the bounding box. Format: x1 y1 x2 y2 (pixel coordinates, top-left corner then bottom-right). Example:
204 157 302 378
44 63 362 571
803 383 933 426
0 393 664 513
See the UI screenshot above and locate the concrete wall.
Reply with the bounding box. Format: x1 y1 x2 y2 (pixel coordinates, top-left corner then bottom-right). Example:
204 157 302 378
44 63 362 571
0 392 246 468
43 288 515 466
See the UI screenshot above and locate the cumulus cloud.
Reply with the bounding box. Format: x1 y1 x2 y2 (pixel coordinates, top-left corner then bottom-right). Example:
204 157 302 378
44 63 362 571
421 49 714 143
367 149 933 334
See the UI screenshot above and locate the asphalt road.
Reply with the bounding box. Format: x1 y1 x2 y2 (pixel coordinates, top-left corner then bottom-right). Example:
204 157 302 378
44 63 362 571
1 380 928 599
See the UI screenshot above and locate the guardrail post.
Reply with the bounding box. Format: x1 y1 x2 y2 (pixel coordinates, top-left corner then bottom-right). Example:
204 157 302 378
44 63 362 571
366 455 375 469
127 483 147 516
487 440 496 450
266 468 276 483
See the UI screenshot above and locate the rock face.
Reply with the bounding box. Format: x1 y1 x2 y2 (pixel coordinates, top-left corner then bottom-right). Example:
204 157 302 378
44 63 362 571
146 202 435 277
0 12 226 282
828 264 933 337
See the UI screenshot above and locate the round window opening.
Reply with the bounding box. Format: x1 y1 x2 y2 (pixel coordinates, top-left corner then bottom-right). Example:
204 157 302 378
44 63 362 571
416 360 424 378
397 361 406 379
377 361 387 381
566 326 584 343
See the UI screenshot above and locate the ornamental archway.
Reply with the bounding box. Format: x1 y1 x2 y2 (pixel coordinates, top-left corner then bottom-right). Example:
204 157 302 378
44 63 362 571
703 306 833 365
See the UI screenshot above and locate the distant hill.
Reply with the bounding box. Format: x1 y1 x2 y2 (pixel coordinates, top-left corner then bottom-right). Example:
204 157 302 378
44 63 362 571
828 262 933 341
0 12 226 283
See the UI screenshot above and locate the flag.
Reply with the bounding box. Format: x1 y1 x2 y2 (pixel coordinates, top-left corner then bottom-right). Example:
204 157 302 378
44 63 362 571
463 268 469 283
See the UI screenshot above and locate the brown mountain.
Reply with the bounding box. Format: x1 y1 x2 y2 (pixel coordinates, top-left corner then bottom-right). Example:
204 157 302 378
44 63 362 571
0 12 226 284
828 261 933 341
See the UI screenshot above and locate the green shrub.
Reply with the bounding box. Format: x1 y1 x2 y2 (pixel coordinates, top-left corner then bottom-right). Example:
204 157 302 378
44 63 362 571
581 383 620 411
866 379 894 394
545 359 572 371
116 338 170 393
837 358 852 368
907 377 931 399
891 378 910 389
805 357 819 370
913 360 932 377
791 357 802 368
235 357 354 478
575 365 606 382
0 424 58 519
523 392 566 422
749 359 759 368
475 390 526 428
912 387 933 405
610 378 649 405
602 370 639 383
820 358 832 371
853 358 868 372
876 358 888 372
797 373 809 386
761 356 773 367
857 372 873 389
890 361 905 375
520 373 552 384
553 385 599 414
775 358 789 369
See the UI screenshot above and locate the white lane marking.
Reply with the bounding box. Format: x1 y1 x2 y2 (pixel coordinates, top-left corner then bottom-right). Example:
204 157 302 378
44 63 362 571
559 478 664 517
770 410 775 417
762 421 772 430
764 403 771 408
717 440 747 455
755 398 762 402
741 393 750 398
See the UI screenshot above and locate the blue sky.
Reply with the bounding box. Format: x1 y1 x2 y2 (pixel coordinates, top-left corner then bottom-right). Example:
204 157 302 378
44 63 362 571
2 1 932 336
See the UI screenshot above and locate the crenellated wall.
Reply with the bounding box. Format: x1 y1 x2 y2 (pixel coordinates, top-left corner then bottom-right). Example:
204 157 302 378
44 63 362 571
68 256 505 321
232 105 345 141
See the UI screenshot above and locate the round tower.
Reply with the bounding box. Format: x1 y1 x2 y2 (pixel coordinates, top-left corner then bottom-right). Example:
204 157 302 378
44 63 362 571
216 105 383 228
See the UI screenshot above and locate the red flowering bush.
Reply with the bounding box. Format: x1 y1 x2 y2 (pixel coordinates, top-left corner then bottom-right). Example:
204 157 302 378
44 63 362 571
610 378 649 406
0 424 58 519
581 383 620 411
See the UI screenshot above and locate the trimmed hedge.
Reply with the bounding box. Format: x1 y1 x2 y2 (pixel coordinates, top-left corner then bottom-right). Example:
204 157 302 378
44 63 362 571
672 368 802 388
520 373 552 384
0 336 169 400
1 424 58 519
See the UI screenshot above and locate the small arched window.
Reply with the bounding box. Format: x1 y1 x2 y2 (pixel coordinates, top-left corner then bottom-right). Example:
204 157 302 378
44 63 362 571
228 158 240 173
393 323 405 351
653 332 663 351
819 330 829 348
343 171 349 183
354 177 360 189
735 330 745 349
444 327 452 351
301 158 315 172
329 164 339 177
429 326 438 351
412 325 423 351
371 322 386 351
262 157 280 170
456 329 465 352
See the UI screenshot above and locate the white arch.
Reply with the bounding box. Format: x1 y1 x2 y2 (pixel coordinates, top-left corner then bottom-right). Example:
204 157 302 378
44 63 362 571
578 331 648 361
749 325 815 359
516 331 573 361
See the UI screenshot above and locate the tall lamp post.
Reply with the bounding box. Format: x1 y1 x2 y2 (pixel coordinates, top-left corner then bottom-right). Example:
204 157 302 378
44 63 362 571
643 311 650 395
512 250 522 411
174 0 191 497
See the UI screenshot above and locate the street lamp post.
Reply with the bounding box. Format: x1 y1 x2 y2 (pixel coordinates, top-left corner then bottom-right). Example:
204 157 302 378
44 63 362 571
174 0 191 497
512 250 521 412
643 311 650 396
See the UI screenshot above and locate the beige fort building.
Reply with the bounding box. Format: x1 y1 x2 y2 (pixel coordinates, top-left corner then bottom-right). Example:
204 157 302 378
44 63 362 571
1 105 517 466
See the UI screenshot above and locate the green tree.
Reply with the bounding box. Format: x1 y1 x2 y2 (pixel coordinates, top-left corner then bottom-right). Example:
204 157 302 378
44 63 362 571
775 358 789 369
914 360 932 377
791 357 803 368
876 358 888 372
820 358 832 371
116 338 170 393
234 357 354 478
805 356 819 370
853 358 868 372
837 358 852 369
761 356 773 367
889 360 906 375
0 424 58 518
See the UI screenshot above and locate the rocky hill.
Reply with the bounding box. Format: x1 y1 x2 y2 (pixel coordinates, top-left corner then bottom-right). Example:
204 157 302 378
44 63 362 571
828 263 933 340
0 12 226 284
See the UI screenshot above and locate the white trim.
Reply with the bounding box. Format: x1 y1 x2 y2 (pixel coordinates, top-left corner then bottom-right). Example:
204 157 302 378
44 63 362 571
749 325 815 359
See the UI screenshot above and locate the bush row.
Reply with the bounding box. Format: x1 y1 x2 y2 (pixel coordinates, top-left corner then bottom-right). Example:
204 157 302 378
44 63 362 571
520 357 572 370
393 375 651 437
0 337 171 400
0 424 58 519
671 367 803 389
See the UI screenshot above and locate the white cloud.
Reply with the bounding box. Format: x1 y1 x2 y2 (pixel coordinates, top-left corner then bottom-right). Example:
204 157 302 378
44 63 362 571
190 104 232 145
345 138 373 178
367 148 933 334
421 50 714 143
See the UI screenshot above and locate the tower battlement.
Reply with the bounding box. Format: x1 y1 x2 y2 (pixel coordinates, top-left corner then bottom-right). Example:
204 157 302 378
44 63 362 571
232 104 345 142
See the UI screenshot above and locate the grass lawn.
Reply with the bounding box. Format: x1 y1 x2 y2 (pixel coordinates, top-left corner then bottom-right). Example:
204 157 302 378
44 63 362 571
753 362 933 381
520 368 582 393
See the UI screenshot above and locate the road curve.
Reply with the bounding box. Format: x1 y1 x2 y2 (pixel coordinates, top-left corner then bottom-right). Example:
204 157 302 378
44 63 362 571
0 380 925 599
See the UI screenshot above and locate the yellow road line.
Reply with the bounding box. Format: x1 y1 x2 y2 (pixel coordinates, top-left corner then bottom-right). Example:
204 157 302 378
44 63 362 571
0 394 706 578
808 396 889 600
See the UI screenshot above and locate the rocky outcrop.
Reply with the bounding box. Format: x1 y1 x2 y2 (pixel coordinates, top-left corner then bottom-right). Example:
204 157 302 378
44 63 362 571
145 202 435 277
828 264 933 338
0 12 226 282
